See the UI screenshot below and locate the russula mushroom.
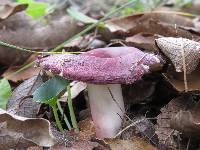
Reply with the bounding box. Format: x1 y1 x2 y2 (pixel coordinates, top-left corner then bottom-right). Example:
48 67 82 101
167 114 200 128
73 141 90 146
36 47 162 138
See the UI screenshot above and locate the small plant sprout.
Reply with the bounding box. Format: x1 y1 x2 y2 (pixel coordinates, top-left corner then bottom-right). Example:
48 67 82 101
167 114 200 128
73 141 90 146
33 76 72 132
36 47 163 138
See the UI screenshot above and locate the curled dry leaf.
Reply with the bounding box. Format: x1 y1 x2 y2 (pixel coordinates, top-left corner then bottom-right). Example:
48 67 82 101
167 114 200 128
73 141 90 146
156 37 200 74
0 108 56 148
0 2 28 21
156 94 196 149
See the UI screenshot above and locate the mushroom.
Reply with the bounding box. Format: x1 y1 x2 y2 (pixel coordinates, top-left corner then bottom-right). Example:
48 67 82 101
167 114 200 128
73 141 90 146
36 47 162 138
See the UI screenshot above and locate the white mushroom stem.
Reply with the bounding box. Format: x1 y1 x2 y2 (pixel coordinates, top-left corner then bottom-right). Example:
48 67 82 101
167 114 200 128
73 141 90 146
87 84 125 138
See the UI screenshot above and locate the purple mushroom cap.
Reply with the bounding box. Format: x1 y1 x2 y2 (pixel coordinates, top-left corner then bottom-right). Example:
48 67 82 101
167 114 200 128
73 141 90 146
37 47 161 84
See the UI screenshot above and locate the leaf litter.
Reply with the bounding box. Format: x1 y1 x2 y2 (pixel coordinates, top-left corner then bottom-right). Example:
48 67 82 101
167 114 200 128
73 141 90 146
1 0 200 149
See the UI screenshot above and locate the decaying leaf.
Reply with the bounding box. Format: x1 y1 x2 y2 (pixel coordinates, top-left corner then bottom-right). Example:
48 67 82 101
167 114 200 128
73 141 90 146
0 13 83 66
0 108 56 148
103 11 199 40
170 98 200 137
106 11 195 33
7 75 43 118
156 37 200 74
0 2 28 21
126 33 159 52
163 67 200 91
156 94 196 149
3 55 40 82
50 118 104 150
105 137 156 150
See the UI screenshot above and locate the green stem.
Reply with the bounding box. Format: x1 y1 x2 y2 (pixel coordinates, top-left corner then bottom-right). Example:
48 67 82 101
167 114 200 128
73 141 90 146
57 101 72 130
52 105 64 132
67 85 79 132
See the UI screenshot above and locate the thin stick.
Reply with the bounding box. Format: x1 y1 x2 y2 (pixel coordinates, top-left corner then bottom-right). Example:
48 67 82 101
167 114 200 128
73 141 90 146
181 38 188 92
0 41 82 54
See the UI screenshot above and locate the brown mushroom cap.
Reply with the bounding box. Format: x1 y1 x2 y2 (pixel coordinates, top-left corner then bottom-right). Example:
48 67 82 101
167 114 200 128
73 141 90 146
37 47 162 84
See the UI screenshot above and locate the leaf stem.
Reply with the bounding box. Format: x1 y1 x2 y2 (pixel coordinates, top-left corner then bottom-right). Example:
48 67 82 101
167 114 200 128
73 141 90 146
67 85 79 132
52 104 64 132
57 101 72 130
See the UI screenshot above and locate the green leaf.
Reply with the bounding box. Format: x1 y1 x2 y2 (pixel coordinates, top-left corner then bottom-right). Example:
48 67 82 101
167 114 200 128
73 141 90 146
17 0 48 19
33 76 69 105
0 78 11 109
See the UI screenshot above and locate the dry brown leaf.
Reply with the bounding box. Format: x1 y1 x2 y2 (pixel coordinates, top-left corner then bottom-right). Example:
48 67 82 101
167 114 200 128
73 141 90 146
103 11 199 40
163 68 200 91
0 109 56 148
126 33 159 52
156 37 200 74
0 2 28 21
170 98 200 137
3 55 40 82
7 75 43 117
105 137 156 150
50 118 104 150
0 14 83 66
3 65 40 82
106 11 195 33
170 110 200 137
155 94 195 149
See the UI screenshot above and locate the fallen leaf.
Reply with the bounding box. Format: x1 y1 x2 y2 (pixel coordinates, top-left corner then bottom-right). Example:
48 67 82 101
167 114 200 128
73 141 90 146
105 137 156 150
0 108 56 148
0 78 11 109
170 97 200 137
3 54 40 82
60 81 87 102
156 37 200 73
7 75 43 118
0 2 28 21
156 94 196 149
126 33 159 52
163 68 200 91
104 11 199 39
0 14 83 65
50 118 104 150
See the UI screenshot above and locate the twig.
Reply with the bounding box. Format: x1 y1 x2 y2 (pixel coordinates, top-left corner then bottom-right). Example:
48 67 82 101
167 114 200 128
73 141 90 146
186 138 191 150
114 118 146 138
181 38 188 92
